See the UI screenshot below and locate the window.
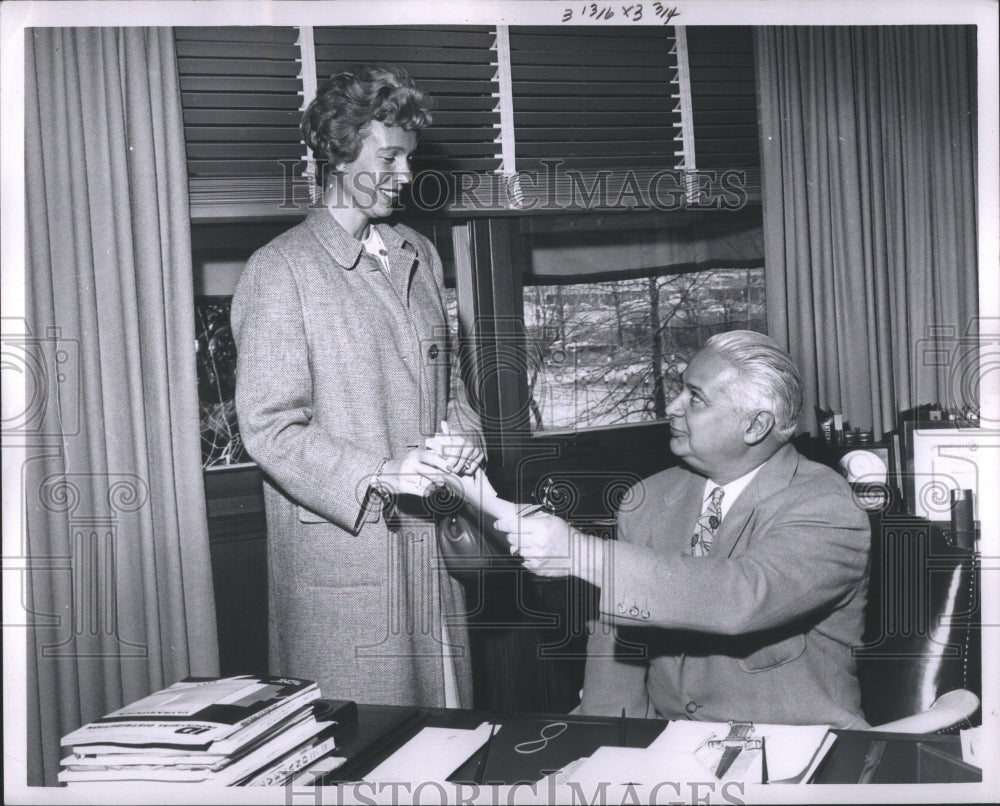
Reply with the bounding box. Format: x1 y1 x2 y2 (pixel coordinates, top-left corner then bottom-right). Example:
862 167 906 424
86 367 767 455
195 295 246 467
516 207 766 433
507 26 682 173
525 267 766 431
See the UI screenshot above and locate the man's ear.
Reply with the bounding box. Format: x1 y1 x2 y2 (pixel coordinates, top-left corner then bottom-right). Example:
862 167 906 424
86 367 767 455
743 410 775 445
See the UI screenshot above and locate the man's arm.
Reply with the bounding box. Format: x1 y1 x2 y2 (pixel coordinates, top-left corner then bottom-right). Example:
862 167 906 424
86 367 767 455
601 484 869 633
497 479 868 635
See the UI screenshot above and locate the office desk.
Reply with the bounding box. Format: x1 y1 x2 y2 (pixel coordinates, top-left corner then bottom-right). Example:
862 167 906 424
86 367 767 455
317 705 980 786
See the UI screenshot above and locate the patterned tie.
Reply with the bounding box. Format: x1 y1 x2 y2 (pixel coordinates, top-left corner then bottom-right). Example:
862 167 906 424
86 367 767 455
691 487 725 556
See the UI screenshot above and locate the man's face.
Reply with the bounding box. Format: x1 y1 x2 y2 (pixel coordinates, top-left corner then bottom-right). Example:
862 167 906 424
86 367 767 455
666 346 750 479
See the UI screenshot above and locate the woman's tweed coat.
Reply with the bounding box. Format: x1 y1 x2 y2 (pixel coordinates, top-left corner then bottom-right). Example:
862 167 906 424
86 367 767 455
231 208 482 707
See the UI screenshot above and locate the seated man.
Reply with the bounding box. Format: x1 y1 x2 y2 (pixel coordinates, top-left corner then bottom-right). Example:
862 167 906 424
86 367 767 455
494 330 871 728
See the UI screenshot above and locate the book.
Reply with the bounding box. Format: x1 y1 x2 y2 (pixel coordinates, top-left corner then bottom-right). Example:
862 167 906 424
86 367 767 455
58 678 356 786
58 713 333 784
62 675 320 752
289 755 350 786
62 704 315 771
243 725 344 786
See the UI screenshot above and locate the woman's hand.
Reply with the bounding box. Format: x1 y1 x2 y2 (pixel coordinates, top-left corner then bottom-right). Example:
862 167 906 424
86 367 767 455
425 421 484 476
379 447 456 498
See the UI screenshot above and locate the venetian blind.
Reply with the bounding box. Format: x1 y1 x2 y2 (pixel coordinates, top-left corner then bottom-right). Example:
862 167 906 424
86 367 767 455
503 26 685 210
176 25 759 219
686 26 760 198
313 25 502 178
508 27 682 172
175 27 309 219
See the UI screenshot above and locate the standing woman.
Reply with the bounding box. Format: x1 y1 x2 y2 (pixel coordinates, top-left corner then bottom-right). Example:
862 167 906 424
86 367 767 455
231 64 484 708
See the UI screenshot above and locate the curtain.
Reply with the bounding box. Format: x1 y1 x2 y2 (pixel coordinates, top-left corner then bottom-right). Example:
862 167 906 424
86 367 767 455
24 28 220 785
756 27 978 437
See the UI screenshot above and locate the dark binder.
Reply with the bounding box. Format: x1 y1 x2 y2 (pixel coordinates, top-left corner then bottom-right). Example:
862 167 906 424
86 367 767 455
449 716 665 786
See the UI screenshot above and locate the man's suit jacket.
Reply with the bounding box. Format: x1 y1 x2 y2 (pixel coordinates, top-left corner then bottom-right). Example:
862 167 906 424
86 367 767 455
580 443 872 728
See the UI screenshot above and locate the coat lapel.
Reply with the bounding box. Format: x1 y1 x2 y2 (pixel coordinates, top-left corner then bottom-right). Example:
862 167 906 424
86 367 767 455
306 210 423 386
378 223 418 305
713 443 801 557
378 223 445 321
662 472 708 554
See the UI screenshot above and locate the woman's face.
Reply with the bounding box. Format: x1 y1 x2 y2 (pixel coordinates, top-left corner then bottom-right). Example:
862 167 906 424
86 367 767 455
334 120 417 226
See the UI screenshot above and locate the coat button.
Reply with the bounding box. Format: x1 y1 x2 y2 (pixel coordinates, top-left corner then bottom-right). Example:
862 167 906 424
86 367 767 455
629 606 639 616
428 344 439 359
617 603 626 613
640 610 650 619
685 701 699 714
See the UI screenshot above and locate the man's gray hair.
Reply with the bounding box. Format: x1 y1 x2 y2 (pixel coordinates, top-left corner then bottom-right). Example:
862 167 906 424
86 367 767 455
705 330 804 440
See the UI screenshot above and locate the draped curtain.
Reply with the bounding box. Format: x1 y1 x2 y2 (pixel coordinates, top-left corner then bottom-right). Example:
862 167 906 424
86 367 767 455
25 27 219 785
755 27 978 437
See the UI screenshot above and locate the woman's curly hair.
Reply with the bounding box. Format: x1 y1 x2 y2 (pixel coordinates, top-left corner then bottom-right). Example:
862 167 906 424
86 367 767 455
301 63 434 167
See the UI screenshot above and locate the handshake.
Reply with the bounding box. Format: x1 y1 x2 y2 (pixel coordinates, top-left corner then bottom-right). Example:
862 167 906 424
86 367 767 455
377 423 590 580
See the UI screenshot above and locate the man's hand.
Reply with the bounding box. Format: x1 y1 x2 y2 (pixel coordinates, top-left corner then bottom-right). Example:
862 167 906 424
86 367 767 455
494 512 605 584
494 511 577 578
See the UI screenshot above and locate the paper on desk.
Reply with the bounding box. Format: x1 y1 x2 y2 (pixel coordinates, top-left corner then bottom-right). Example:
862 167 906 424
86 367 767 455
551 746 717 789
960 725 982 769
648 721 833 783
362 723 493 783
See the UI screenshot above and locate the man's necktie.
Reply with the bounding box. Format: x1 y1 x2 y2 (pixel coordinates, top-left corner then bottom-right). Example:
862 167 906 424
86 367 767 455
691 487 724 556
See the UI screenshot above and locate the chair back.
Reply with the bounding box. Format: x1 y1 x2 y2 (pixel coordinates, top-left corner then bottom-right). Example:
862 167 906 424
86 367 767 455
854 513 981 729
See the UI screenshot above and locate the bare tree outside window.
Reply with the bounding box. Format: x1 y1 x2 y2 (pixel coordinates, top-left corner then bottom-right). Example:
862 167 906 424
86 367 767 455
524 268 766 431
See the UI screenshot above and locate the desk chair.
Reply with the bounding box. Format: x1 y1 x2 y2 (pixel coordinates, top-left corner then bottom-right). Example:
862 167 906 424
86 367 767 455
854 512 981 733
870 688 980 733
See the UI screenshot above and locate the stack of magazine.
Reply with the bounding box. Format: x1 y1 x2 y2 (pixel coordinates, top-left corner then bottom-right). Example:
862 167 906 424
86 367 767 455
59 675 353 786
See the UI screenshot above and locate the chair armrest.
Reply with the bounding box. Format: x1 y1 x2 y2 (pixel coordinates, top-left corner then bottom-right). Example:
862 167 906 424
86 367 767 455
868 689 980 734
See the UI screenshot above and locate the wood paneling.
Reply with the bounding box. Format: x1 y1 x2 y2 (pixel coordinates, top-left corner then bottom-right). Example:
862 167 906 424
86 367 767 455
205 466 268 677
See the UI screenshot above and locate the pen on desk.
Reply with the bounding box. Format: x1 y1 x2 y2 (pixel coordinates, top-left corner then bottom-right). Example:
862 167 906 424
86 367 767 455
619 708 627 747
476 724 499 785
